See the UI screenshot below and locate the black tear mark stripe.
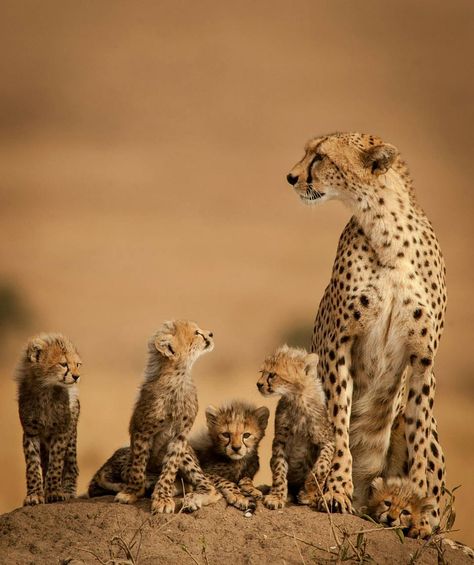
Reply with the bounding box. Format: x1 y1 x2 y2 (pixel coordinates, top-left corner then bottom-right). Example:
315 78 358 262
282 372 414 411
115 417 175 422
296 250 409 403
306 137 327 185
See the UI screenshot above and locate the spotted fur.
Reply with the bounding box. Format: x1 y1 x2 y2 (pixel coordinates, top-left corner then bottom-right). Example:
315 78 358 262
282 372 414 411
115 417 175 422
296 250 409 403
114 320 220 514
192 401 269 511
16 333 81 505
286 132 447 526
257 345 335 509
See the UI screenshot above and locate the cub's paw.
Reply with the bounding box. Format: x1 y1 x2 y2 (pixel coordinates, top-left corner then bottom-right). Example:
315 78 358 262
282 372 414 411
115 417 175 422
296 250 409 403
263 493 286 510
297 488 319 507
239 483 263 500
408 522 432 539
222 491 251 510
23 493 44 506
318 489 353 514
115 491 138 504
151 496 175 514
45 490 67 503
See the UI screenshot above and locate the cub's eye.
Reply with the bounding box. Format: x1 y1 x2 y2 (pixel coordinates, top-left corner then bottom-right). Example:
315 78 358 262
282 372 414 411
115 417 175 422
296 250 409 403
195 330 199 335
221 432 230 439
59 362 68 368
267 373 276 380
401 509 411 516
243 432 251 439
383 500 392 507
313 153 324 162
76 362 82 368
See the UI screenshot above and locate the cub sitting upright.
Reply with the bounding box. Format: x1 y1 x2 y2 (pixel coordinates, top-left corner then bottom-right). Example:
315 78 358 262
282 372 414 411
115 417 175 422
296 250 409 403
115 320 219 514
191 401 269 511
257 345 334 509
16 333 82 505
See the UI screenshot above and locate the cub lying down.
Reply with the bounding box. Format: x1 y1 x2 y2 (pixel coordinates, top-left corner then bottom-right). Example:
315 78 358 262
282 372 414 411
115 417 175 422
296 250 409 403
88 400 269 511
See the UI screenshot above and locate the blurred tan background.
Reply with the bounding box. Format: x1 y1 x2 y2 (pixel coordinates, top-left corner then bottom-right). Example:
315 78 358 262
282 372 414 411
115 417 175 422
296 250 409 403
0 0 472 545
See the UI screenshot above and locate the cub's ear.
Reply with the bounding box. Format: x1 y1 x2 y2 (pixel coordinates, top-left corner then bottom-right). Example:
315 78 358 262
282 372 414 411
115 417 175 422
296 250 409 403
254 406 270 430
154 333 177 358
420 496 436 515
361 143 398 175
205 405 219 427
370 477 384 494
27 337 46 363
304 353 319 375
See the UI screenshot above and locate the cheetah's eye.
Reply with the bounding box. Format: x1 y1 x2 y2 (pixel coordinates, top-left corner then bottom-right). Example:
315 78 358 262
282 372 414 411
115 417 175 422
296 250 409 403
59 362 68 368
243 433 251 439
313 153 324 162
383 500 392 507
221 432 230 439
401 509 411 516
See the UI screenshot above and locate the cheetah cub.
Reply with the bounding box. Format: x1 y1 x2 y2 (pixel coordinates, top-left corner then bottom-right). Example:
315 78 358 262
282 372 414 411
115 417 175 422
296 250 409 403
367 477 435 539
88 401 269 512
16 333 82 506
115 320 219 514
191 401 269 511
257 345 335 509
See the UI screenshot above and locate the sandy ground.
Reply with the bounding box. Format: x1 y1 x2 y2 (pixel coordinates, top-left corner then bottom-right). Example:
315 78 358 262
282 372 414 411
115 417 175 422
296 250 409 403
0 0 473 551
0 498 472 565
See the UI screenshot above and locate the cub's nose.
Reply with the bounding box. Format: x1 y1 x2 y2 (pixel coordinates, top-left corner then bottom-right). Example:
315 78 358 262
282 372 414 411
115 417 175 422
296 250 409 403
232 445 241 453
386 516 395 526
257 382 264 390
72 374 80 382
286 173 299 186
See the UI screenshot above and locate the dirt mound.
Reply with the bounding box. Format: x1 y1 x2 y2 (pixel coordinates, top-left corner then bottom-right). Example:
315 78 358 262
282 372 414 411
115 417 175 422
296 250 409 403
0 497 470 565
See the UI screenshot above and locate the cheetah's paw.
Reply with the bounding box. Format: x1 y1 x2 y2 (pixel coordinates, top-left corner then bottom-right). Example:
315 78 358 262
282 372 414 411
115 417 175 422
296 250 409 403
23 493 44 506
408 522 432 539
263 493 286 510
151 495 175 514
115 491 139 504
45 490 67 503
318 490 353 514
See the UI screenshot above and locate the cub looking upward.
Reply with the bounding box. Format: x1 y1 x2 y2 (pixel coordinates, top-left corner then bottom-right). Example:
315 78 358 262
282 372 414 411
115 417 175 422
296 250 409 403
257 345 334 509
16 333 82 506
115 320 219 514
191 401 269 510
89 401 269 512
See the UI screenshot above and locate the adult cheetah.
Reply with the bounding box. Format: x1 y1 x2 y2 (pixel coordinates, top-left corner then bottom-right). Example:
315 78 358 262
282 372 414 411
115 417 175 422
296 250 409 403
286 133 447 531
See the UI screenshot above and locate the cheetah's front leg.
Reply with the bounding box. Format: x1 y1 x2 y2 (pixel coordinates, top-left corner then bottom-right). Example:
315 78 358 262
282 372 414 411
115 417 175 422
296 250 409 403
178 445 220 511
405 364 434 499
263 426 289 510
208 474 253 510
22 434 44 506
151 434 187 514
62 427 79 498
44 433 69 503
115 432 151 504
300 439 335 507
319 341 354 514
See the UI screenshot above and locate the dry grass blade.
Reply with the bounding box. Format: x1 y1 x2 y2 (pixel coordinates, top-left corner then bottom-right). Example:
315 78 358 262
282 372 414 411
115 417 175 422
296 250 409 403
312 472 342 547
164 534 201 565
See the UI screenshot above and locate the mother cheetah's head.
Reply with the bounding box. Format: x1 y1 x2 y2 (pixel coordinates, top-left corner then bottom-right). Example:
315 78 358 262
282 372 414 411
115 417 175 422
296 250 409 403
286 132 401 207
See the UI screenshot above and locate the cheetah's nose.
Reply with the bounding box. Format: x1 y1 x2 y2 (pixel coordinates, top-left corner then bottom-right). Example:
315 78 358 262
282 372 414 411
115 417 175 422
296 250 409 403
257 382 264 390
386 516 395 526
232 446 241 453
72 374 80 382
286 173 299 186
209 332 213 338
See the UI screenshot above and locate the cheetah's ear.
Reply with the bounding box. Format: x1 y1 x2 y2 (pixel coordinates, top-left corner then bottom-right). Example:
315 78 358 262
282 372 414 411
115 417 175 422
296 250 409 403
304 353 319 376
361 144 398 176
370 477 384 494
26 338 46 363
420 496 436 515
205 405 219 427
154 333 177 358
254 406 270 431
